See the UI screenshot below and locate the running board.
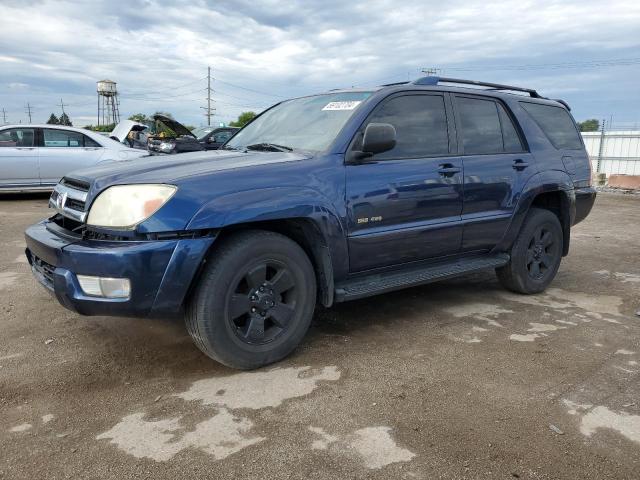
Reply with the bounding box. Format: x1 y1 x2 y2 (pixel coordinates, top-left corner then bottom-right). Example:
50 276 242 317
334 254 510 302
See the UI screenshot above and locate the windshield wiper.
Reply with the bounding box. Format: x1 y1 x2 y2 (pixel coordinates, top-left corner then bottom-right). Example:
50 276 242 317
245 143 293 152
220 145 240 151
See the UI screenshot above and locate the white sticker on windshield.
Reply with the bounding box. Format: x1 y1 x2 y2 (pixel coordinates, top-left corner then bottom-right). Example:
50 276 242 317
322 101 362 111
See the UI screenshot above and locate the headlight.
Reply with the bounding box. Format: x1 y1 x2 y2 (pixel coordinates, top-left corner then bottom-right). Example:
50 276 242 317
86 184 177 229
158 141 175 152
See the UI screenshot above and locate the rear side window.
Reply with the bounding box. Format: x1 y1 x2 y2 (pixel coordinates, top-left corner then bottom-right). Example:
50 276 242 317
497 104 524 153
84 136 101 147
520 102 582 150
365 94 450 158
43 129 97 148
457 97 503 154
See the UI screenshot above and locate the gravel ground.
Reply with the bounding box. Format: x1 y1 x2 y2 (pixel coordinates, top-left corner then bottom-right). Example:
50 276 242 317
1 192 639 480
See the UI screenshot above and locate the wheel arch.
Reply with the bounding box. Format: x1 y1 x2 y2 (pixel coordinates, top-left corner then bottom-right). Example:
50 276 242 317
184 188 347 309
493 171 575 256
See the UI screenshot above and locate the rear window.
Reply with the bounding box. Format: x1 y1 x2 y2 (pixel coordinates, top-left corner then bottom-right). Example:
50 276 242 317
520 102 582 150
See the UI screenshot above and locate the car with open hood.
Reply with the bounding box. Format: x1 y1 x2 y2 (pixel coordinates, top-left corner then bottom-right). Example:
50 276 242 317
25 76 596 369
147 114 239 154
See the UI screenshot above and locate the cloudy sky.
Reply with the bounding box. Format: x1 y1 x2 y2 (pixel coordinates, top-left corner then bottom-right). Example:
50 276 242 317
1 0 639 128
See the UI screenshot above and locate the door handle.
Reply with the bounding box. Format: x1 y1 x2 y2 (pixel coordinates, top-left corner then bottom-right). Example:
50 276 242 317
17 147 36 150
512 159 529 170
438 163 461 177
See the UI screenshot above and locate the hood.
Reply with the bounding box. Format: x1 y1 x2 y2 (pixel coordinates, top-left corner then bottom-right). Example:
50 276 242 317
153 115 195 138
67 149 310 190
109 120 148 142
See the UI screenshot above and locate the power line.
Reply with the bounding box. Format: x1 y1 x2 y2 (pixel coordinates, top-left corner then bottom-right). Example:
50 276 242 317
122 77 207 97
213 78 285 98
441 57 640 72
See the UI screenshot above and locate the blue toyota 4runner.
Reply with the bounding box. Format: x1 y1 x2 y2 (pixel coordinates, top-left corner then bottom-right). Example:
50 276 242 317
25 77 596 369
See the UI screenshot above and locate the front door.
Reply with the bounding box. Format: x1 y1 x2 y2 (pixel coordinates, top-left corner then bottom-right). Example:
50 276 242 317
39 128 104 185
346 93 463 272
453 95 536 251
0 127 39 188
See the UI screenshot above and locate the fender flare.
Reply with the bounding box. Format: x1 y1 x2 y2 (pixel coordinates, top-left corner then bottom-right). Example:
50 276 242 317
493 170 575 255
186 187 348 305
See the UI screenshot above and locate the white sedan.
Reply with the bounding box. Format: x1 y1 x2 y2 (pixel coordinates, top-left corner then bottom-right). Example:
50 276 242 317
0 124 149 193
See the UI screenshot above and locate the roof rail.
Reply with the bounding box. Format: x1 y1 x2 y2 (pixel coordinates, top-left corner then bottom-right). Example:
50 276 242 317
411 76 542 98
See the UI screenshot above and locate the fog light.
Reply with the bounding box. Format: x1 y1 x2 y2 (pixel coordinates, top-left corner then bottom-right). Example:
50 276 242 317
77 275 131 299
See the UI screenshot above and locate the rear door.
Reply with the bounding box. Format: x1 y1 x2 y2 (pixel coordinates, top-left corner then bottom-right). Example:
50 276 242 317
453 95 535 252
0 127 39 188
38 128 104 185
345 92 463 272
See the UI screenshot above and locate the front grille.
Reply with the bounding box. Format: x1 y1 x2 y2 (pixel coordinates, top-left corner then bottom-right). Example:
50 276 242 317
49 177 90 223
65 197 85 212
31 254 55 290
61 177 90 191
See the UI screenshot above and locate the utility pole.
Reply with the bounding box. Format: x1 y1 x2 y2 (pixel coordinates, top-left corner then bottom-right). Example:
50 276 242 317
1 108 6 125
25 103 33 124
58 98 66 116
200 66 215 126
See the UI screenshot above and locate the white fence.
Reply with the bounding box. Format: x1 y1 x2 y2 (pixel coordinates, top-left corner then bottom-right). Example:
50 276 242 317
582 131 640 176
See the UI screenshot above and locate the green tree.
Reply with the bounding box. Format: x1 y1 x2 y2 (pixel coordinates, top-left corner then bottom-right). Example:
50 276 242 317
229 111 256 128
46 113 59 125
128 113 149 123
59 112 72 126
83 123 115 132
578 119 599 132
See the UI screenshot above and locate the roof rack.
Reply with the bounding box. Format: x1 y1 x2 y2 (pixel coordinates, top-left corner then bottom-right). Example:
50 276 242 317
407 76 542 98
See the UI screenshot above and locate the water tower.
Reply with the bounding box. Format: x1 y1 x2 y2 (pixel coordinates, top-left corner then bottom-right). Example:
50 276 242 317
97 79 121 126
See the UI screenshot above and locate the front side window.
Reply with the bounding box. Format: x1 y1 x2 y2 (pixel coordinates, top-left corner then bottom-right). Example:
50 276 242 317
457 97 503 155
43 129 86 148
520 102 582 150
361 94 450 159
226 91 373 152
0 128 35 147
213 130 233 143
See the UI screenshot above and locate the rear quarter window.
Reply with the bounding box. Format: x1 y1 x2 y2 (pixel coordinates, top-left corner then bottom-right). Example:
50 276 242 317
520 102 582 150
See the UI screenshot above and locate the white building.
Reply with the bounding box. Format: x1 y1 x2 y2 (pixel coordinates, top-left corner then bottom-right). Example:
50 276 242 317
582 131 640 176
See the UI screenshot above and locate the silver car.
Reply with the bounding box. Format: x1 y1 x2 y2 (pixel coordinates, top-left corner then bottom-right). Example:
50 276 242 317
0 124 148 193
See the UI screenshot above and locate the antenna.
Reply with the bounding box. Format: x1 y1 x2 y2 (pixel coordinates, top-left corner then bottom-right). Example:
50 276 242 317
58 98 66 115
421 67 441 76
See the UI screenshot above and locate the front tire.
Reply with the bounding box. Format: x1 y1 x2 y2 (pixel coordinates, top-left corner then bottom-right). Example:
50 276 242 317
496 208 563 294
186 230 316 369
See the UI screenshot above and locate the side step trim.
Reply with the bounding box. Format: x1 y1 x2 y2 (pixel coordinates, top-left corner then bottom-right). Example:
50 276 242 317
334 254 510 302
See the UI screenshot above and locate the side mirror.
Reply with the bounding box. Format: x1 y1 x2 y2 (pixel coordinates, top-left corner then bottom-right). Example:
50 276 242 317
347 123 397 163
362 123 396 155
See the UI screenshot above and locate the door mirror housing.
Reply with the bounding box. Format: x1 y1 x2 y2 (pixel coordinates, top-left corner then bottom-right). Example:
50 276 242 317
349 123 397 163
362 123 396 155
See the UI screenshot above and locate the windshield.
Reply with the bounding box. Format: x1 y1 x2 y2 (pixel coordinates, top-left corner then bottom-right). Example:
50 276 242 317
192 126 214 140
226 91 372 152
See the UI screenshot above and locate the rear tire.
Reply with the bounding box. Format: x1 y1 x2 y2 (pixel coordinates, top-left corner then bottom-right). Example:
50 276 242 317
496 208 563 294
186 230 316 369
